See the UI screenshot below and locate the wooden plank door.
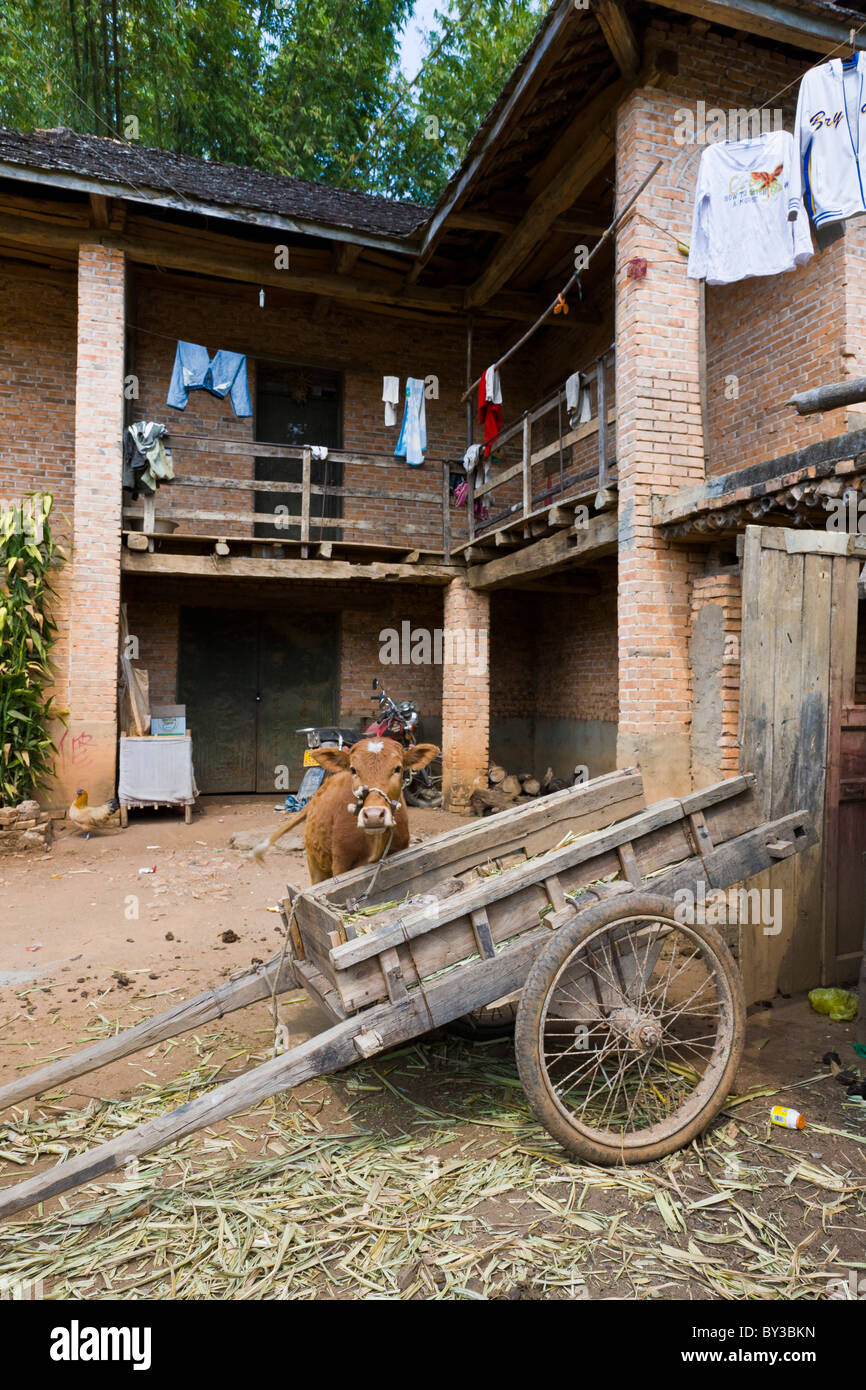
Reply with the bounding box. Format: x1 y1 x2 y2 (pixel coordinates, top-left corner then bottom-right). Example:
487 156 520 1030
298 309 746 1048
828 703 866 982
739 527 864 1000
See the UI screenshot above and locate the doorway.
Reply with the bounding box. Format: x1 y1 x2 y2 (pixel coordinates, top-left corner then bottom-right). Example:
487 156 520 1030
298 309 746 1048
178 607 339 792
254 361 344 541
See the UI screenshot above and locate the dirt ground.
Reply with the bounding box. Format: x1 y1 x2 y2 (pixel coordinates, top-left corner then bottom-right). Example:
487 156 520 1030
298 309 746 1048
0 795 864 1301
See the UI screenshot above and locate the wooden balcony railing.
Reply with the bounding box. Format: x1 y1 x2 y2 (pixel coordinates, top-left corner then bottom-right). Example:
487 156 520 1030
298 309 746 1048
460 349 616 549
123 436 458 560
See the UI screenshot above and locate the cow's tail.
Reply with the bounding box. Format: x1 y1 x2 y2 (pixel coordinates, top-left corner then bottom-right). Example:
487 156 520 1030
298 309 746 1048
252 804 309 864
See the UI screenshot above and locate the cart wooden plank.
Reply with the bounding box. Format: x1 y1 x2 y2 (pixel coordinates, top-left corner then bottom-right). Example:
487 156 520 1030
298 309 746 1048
0 957 298 1113
0 926 551 1220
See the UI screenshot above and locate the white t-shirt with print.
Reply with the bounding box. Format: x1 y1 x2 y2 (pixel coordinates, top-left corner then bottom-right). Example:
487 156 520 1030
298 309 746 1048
687 131 813 286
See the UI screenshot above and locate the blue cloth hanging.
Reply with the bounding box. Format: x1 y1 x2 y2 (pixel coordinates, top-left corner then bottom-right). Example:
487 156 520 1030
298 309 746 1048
394 377 427 466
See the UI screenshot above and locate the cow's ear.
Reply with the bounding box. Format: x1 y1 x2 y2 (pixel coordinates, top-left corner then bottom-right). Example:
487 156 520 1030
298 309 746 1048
312 746 351 773
403 743 439 771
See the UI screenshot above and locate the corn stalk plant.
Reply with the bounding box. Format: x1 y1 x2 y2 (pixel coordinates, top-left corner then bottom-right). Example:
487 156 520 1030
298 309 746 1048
0 494 65 805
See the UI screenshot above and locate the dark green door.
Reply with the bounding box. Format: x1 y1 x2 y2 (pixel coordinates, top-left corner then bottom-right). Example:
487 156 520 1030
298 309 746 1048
179 608 338 793
255 612 339 791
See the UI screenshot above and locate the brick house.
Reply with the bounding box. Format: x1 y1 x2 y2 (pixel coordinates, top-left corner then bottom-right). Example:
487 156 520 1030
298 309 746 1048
1 0 864 995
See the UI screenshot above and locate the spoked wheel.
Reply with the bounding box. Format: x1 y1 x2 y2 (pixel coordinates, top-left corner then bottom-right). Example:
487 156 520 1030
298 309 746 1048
515 891 745 1165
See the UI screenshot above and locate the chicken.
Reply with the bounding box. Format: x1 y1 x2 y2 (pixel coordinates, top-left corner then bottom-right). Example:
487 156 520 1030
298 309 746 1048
68 789 120 836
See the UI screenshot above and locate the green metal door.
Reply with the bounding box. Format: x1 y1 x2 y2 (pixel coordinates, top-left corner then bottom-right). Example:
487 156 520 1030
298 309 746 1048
179 608 338 794
255 611 339 792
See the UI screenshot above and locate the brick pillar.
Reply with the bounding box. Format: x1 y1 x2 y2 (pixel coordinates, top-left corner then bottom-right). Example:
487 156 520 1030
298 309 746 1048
615 90 706 800
61 244 126 804
441 577 489 810
689 572 742 785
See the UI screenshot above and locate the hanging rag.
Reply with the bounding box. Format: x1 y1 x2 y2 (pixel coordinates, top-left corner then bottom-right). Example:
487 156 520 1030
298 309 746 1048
122 429 149 497
462 443 483 473
310 445 329 461
394 377 427 466
382 375 400 427
565 371 592 429
128 421 174 495
478 365 503 457
167 341 252 418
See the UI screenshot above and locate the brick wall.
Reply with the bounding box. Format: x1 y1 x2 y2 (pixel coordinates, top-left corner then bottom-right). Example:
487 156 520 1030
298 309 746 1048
705 239 846 476
690 570 742 784
638 17 864 480
441 577 490 808
489 573 619 779
59 244 126 804
615 84 706 798
0 258 78 730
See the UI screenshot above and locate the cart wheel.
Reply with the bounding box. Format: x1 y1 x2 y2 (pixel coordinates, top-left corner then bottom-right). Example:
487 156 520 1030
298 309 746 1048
515 891 745 1165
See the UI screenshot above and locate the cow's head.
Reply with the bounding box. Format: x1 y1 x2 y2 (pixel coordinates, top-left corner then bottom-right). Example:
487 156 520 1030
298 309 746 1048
311 737 439 832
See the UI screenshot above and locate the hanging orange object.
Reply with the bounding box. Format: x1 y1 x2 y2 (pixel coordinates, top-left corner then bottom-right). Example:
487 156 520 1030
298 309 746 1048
553 292 569 315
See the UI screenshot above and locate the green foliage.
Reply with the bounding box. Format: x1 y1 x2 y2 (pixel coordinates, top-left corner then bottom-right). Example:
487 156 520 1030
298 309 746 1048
0 495 65 805
0 0 544 200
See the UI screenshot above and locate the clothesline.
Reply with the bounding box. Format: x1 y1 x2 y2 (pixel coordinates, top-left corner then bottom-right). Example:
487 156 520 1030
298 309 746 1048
460 158 663 404
751 18 866 116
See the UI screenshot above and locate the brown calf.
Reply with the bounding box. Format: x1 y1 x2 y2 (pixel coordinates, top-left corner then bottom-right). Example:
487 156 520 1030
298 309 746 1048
252 737 439 883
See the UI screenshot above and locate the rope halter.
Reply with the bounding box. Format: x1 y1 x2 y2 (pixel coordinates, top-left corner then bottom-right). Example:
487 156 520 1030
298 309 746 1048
346 784 403 817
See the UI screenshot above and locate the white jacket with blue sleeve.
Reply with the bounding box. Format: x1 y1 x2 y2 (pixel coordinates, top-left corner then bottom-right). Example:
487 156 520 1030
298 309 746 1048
790 54 866 227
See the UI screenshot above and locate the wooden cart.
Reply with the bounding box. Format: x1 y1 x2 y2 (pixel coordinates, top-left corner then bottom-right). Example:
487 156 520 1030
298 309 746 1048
0 769 814 1218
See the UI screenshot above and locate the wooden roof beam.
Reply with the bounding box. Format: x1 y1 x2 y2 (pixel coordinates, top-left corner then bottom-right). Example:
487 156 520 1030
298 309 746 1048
449 204 610 238
465 62 666 309
594 0 641 78
658 0 866 54
0 207 578 325
88 192 110 228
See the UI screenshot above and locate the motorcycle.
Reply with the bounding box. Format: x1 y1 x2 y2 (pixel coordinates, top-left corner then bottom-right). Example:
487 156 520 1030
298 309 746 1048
292 677 442 810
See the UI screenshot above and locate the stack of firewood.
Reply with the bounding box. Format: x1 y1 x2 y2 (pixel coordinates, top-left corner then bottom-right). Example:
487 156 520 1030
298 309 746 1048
469 764 569 817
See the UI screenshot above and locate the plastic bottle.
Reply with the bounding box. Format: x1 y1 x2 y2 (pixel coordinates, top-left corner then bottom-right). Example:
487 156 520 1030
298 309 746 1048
771 1104 805 1130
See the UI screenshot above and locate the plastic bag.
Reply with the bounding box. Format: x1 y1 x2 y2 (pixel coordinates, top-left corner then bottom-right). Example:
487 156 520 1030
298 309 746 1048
808 987 859 1022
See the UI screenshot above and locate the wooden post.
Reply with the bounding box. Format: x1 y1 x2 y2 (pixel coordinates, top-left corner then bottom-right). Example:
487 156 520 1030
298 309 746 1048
522 412 531 535
442 459 451 561
300 447 311 557
468 465 476 543
597 355 610 490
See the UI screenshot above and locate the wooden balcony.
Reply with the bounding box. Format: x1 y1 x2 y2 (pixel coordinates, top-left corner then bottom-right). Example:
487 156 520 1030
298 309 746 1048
459 351 619 589
122 437 463 584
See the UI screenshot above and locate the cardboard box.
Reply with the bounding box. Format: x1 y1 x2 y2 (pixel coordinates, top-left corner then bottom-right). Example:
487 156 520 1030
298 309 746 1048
150 704 187 736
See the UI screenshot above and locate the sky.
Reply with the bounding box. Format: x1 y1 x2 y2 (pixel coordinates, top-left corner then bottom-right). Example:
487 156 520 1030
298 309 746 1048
399 0 446 78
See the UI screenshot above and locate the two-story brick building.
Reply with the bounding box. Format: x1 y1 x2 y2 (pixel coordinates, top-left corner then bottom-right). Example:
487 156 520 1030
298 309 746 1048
1 0 864 998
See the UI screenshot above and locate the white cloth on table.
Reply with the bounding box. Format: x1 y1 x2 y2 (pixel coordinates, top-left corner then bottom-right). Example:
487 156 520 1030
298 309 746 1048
119 735 197 805
382 375 400 427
